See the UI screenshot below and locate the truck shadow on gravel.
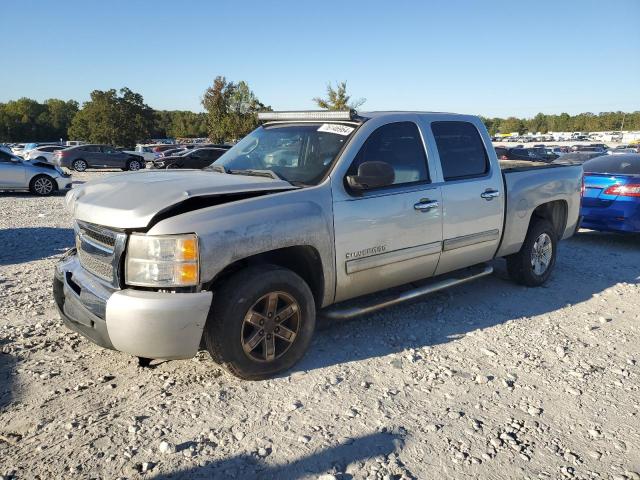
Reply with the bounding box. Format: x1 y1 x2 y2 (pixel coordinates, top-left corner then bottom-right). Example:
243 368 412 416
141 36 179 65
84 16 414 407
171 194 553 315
152 431 405 480
0 338 18 412
0 227 73 266
295 231 639 373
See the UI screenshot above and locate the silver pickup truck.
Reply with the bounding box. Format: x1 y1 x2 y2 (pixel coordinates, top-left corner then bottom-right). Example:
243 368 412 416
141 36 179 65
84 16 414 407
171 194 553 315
54 111 582 379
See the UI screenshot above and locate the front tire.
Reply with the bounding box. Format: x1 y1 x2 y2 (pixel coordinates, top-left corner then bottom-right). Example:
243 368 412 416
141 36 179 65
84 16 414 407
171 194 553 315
507 218 557 286
29 175 56 196
72 159 87 172
204 265 316 380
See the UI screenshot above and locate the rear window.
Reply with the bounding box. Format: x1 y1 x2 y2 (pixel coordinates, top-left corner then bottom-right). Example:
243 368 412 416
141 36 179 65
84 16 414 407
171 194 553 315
583 154 640 175
432 121 489 180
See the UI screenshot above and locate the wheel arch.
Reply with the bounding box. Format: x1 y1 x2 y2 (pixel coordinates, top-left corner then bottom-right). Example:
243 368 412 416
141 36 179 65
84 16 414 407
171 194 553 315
530 200 568 238
204 245 325 310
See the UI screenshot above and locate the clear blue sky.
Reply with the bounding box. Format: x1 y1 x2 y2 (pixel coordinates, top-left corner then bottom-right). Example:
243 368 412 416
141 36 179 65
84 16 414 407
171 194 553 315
2 0 639 118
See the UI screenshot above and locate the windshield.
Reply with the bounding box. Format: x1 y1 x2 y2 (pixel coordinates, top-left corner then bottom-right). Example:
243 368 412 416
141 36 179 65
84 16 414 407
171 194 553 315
213 123 356 185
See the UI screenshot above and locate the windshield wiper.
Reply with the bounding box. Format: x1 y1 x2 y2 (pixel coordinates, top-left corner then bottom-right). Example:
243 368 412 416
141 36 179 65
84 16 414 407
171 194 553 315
228 169 286 181
206 164 228 173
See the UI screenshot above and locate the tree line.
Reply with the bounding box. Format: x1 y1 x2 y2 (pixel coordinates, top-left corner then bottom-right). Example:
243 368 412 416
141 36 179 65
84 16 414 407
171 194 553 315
482 111 639 136
1 80 638 146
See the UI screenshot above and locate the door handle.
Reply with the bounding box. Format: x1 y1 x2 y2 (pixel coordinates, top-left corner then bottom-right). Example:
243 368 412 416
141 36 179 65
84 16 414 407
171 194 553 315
414 199 439 212
480 189 500 200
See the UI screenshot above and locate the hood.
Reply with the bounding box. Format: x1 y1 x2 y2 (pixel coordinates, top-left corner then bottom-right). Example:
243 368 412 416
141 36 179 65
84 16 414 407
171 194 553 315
65 169 296 229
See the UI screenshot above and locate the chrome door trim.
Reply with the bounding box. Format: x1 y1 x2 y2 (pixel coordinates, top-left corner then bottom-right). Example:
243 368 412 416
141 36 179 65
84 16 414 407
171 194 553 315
346 241 442 275
443 229 500 252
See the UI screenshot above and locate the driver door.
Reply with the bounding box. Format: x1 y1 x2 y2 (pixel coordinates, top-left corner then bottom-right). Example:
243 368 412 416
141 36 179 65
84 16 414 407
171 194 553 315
332 121 443 302
0 152 26 187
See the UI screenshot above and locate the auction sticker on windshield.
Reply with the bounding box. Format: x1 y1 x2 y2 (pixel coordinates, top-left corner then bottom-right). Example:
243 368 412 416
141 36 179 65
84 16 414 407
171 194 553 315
317 123 355 136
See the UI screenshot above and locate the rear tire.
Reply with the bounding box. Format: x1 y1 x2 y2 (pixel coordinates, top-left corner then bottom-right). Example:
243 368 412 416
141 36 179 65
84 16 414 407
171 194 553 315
72 159 87 172
126 159 142 171
507 218 557 286
29 175 56 196
204 265 316 380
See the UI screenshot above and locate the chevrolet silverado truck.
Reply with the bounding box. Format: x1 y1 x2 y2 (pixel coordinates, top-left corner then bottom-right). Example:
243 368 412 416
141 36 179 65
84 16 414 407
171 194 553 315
54 111 582 379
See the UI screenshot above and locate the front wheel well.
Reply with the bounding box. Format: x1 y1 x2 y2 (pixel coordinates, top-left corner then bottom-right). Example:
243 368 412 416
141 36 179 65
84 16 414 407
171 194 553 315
530 200 568 238
205 246 325 309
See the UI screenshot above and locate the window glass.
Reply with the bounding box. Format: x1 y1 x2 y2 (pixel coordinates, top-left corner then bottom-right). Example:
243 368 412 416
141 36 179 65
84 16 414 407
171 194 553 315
348 122 429 186
0 150 13 162
583 154 640 175
432 121 489 180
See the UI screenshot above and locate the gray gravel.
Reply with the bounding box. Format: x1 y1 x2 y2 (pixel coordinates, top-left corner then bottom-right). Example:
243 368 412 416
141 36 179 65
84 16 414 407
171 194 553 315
1 170 639 479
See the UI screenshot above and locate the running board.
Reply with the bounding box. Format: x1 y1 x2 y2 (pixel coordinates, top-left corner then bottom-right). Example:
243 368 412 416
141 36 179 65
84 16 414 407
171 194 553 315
321 264 493 321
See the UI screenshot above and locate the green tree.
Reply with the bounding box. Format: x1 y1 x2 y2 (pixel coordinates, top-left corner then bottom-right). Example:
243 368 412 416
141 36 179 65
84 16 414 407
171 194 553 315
68 88 154 147
202 76 268 143
498 117 526 135
313 81 365 111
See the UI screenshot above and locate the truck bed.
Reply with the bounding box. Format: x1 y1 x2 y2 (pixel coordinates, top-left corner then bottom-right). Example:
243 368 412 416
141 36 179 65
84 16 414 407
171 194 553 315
496 161 583 258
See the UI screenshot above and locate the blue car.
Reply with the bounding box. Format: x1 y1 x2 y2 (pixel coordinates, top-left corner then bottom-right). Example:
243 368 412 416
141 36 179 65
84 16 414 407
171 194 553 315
581 154 640 233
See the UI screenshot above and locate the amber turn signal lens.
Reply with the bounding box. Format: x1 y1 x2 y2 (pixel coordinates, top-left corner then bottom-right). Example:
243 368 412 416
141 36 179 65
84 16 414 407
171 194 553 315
179 238 198 261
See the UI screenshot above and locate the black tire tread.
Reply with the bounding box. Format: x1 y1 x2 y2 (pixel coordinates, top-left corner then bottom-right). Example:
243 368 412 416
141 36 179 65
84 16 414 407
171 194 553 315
204 264 315 380
507 218 557 287
29 174 56 196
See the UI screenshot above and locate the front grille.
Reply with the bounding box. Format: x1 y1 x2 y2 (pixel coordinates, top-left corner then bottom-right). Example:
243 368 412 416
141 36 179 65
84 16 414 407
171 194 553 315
75 221 126 286
77 248 114 280
80 226 116 248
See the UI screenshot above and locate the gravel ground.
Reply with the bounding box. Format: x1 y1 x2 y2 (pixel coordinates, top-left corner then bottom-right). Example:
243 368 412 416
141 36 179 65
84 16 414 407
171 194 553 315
0 171 639 480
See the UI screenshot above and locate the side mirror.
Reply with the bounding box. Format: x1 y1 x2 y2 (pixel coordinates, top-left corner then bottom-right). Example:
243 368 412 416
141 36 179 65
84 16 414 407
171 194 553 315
346 161 395 191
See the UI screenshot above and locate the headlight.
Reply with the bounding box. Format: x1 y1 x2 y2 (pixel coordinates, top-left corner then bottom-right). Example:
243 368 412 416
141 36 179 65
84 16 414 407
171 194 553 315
125 233 199 287
155 161 165 167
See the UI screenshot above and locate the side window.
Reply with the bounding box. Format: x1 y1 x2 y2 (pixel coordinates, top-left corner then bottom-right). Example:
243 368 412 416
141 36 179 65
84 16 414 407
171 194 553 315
349 122 429 186
431 121 489 181
0 150 13 162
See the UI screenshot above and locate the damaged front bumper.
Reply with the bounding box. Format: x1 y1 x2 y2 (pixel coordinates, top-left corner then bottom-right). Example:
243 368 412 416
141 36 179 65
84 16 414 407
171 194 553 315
53 249 213 360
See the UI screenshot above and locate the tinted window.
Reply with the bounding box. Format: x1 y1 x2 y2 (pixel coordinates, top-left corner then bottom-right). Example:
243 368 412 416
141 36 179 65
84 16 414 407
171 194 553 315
349 122 429 185
583 154 640 175
81 145 100 153
0 150 13 162
432 121 489 180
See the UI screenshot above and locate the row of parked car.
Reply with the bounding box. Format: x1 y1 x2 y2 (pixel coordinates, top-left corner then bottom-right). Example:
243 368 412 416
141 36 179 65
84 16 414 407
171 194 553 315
494 143 640 165
1 141 234 172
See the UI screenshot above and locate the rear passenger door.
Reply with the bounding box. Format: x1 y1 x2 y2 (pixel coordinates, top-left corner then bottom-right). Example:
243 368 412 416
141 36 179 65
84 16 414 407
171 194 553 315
429 120 504 275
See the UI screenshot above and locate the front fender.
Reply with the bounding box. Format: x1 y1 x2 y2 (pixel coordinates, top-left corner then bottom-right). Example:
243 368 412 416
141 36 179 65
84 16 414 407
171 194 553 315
148 182 336 306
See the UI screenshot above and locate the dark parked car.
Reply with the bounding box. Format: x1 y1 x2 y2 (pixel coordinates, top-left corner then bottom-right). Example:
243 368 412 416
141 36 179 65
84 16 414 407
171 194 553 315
552 151 604 165
53 144 145 172
151 147 228 169
500 147 555 162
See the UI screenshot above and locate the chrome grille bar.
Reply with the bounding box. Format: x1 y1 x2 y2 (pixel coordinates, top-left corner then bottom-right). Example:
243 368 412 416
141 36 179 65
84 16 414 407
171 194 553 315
74 221 127 287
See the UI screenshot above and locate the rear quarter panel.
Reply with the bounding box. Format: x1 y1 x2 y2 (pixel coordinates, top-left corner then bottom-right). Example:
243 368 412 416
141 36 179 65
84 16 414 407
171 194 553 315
497 165 582 257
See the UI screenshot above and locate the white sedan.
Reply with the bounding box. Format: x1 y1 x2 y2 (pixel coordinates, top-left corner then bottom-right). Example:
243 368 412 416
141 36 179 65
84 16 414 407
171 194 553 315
24 145 66 163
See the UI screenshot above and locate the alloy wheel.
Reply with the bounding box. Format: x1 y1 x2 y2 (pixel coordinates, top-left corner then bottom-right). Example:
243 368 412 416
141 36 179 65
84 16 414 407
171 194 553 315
531 232 553 275
241 291 301 362
34 177 54 195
